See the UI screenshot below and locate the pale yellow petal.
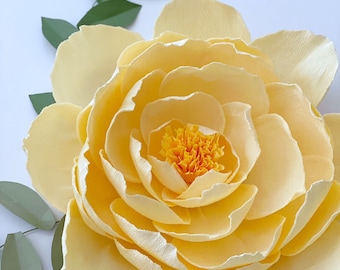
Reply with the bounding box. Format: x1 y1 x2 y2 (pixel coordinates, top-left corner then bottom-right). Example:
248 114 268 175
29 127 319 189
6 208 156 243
271 221 340 270
122 39 278 95
154 184 257 242
62 200 136 270
174 215 285 269
324 113 340 182
245 114 305 219
101 151 190 224
253 30 338 106
267 83 332 159
236 253 280 270
23 103 82 212
140 92 225 145
160 62 270 117
52 25 143 107
111 199 186 269
154 0 250 42
105 70 165 183
223 102 261 180
76 103 92 144
281 181 340 256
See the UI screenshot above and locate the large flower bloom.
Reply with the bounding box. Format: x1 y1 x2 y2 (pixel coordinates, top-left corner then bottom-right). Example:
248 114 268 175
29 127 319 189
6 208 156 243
24 0 340 269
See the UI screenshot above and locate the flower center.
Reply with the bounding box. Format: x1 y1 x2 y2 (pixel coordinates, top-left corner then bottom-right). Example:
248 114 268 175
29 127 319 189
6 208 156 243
160 124 225 183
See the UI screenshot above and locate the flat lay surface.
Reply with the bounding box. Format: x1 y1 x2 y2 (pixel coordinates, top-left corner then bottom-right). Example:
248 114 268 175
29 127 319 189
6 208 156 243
1 1 340 269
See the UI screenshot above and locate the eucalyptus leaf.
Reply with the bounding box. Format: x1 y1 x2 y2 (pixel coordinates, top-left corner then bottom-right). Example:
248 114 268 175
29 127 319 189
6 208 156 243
51 216 65 270
29 92 55 114
77 0 142 28
42 17 78 49
0 181 56 230
1 232 42 270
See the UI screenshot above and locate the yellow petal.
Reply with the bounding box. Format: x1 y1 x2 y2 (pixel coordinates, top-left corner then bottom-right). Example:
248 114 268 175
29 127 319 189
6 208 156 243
160 62 270 117
23 103 82 212
52 25 143 107
245 114 305 219
253 30 338 106
76 103 92 144
281 181 340 255
101 151 190 225
140 92 225 145
111 199 186 269
267 83 333 159
174 214 285 269
154 184 257 242
62 200 136 269
324 113 340 182
272 221 340 269
154 0 250 42
236 252 280 270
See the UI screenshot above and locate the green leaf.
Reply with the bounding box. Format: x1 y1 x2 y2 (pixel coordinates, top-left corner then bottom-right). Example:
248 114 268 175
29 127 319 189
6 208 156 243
29 92 55 114
77 0 142 28
0 181 56 230
96 0 110 3
1 232 42 270
42 17 78 49
51 216 65 270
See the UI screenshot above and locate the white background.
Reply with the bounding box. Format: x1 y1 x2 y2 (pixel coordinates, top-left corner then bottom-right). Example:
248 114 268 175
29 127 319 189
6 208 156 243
0 0 339 269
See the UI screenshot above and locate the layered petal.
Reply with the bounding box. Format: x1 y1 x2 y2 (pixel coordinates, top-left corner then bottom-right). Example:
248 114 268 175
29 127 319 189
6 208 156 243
24 103 82 212
154 0 250 42
52 25 143 107
253 30 338 106
324 113 340 182
62 200 136 269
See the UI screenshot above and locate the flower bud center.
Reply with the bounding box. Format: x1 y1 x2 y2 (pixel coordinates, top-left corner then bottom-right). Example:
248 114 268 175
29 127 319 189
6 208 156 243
160 124 225 183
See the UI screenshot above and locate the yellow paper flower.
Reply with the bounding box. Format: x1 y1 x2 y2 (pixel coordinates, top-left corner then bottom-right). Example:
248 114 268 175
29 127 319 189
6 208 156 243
24 0 340 269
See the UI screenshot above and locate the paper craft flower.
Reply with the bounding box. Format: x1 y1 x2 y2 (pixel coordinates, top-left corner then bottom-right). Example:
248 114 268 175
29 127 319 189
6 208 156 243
24 0 340 269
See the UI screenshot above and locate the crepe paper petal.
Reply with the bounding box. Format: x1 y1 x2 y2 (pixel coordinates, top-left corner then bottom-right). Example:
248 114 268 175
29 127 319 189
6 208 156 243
74 142 128 241
77 0 141 28
160 62 269 117
24 103 82 212
272 221 340 269
114 239 163 270
245 114 305 219
162 181 242 208
101 151 191 225
281 181 340 256
236 252 280 270
111 199 186 269
140 92 225 145
51 25 143 107
267 83 333 159
253 30 338 106
174 214 285 269
86 71 124 166
76 103 92 144
51 216 65 270
154 0 250 42
154 184 257 242
29 92 56 114
275 178 333 250
0 181 56 230
1 232 42 270
121 39 278 96
117 32 187 67
222 102 261 180
105 70 165 183
61 200 136 269
41 17 78 49
324 113 340 182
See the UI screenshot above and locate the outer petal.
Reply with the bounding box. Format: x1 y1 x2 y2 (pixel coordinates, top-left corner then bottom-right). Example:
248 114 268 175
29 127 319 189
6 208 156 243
324 113 340 182
62 200 136 270
253 30 338 106
24 103 82 212
271 221 340 270
154 0 250 42
52 25 143 107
